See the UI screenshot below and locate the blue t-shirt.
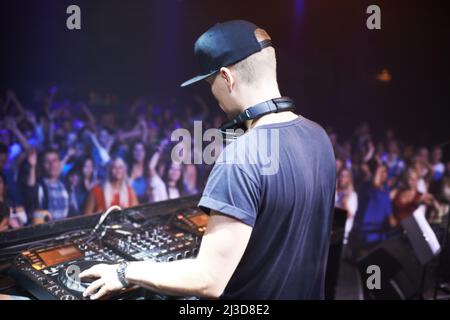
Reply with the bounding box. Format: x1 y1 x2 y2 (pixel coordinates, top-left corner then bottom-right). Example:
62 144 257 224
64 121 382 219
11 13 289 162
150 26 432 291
199 116 336 299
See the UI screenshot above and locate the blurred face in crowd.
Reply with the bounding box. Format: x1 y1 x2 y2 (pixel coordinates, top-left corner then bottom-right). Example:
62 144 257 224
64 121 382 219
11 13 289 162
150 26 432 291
412 158 425 176
417 147 429 162
99 129 111 147
388 140 399 155
336 158 344 173
43 152 61 180
432 147 443 163
62 120 73 133
133 143 146 163
83 158 94 179
329 133 337 146
68 172 80 188
338 169 352 189
101 113 116 130
148 125 158 141
66 132 77 147
377 165 388 184
406 169 419 190
343 141 352 157
443 178 450 202
385 129 394 141
110 159 126 182
168 162 182 183
403 145 415 161
360 122 370 135
75 143 85 158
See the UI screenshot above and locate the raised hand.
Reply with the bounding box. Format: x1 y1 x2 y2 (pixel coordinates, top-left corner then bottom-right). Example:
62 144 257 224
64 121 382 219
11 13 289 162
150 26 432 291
28 149 38 168
24 110 38 125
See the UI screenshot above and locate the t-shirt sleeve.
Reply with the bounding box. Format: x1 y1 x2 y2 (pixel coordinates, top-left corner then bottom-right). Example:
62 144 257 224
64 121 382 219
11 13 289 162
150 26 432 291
198 162 260 227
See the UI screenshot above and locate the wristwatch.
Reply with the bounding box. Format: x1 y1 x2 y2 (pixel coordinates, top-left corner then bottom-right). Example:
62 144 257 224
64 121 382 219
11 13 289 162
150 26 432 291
116 261 129 288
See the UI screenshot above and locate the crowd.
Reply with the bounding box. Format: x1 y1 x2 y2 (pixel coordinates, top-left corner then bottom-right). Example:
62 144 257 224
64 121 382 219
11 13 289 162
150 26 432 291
1 87 449 258
0 87 224 230
331 123 450 259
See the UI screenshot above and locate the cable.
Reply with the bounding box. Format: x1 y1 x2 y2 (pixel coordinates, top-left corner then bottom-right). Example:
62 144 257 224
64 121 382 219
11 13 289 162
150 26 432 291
88 205 122 241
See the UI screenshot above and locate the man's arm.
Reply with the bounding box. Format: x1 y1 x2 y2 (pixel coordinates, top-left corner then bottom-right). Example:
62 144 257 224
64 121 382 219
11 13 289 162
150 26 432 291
80 211 252 299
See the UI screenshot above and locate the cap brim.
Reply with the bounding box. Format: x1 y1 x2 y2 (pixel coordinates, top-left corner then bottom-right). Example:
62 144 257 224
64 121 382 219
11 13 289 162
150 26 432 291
180 70 217 87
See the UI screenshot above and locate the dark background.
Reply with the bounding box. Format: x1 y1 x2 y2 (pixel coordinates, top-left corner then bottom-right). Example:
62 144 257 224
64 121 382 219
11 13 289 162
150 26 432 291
1 0 449 149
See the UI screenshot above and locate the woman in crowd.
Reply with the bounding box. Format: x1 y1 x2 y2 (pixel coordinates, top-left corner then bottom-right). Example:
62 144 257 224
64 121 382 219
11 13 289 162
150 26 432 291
335 168 358 244
128 141 148 203
65 157 97 217
81 157 98 192
391 168 440 223
143 140 186 203
164 161 185 199
431 146 445 182
410 157 433 193
348 163 395 259
381 140 405 183
84 157 138 214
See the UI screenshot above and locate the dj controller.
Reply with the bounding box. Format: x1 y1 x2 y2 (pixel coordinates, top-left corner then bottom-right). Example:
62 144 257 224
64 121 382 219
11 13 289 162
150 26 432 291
0 197 209 300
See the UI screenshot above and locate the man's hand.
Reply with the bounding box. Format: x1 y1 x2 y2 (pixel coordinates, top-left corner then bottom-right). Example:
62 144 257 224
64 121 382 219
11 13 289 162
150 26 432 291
79 263 124 300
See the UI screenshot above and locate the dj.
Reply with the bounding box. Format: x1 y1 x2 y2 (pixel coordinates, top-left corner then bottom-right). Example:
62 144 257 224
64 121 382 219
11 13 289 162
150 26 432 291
81 20 336 300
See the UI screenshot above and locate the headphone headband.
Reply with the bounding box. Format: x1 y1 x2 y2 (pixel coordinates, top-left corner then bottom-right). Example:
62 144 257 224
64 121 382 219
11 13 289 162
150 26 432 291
220 96 295 131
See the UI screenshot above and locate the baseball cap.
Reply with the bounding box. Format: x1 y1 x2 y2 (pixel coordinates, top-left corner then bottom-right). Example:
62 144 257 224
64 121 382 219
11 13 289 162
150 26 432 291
180 20 272 87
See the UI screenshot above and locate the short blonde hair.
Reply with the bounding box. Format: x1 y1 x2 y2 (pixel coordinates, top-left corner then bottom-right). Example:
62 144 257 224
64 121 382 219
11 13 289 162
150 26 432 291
230 28 277 85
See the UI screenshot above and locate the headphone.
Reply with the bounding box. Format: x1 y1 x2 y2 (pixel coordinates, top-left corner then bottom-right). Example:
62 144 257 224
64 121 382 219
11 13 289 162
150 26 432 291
219 96 295 141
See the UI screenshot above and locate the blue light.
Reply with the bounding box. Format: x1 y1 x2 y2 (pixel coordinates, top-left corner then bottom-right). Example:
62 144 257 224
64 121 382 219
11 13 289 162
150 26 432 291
294 0 304 18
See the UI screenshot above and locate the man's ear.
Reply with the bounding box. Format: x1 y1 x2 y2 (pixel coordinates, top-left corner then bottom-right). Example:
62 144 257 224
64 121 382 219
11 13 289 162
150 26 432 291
219 67 234 92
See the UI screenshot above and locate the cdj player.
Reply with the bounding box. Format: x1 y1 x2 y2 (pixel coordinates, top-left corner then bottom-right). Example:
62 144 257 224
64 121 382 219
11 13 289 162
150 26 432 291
11 240 133 300
1 197 209 300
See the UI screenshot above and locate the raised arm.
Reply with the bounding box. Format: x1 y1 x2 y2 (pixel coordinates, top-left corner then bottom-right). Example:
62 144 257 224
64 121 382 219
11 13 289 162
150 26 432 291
5 116 31 152
6 90 26 116
148 139 169 177
81 103 97 132
26 149 38 187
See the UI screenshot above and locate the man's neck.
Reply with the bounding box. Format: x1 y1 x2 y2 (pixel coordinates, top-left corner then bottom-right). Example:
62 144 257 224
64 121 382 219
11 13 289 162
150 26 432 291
248 111 299 129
